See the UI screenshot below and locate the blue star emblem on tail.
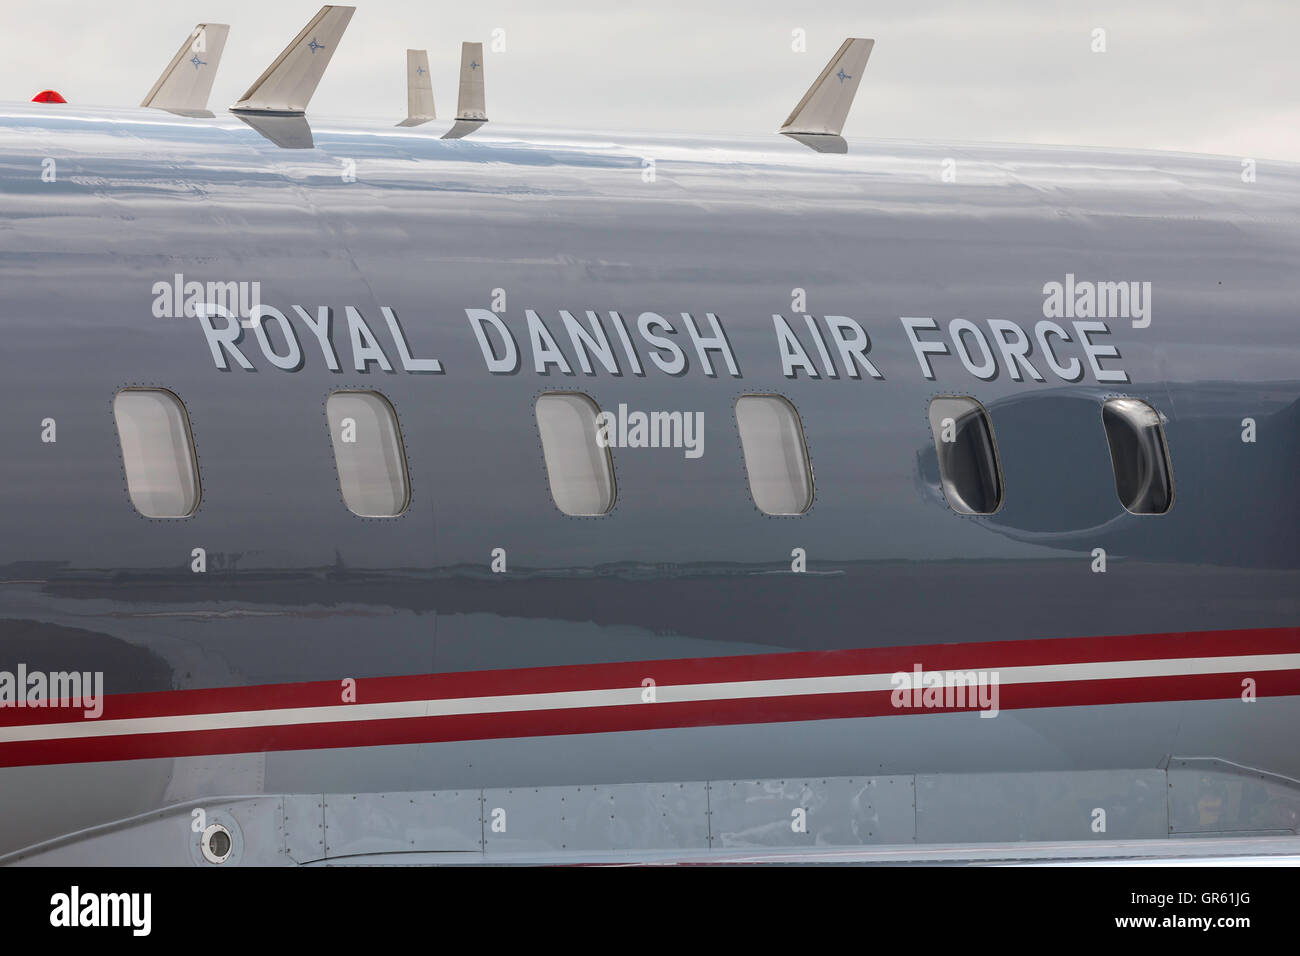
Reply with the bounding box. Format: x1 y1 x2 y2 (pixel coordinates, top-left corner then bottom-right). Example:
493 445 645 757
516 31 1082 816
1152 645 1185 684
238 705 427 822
836 68 851 83
190 54 207 70
416 65 425 76
470 60 479 70
308 37 325 53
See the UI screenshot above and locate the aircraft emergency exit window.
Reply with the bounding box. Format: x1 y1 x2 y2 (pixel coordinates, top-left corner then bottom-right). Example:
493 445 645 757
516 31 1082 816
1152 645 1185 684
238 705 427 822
535 392 616 516
112 388 201 518
735 394 813 515
928 397 1003 515
1101 398 1173 515
325 391 410 517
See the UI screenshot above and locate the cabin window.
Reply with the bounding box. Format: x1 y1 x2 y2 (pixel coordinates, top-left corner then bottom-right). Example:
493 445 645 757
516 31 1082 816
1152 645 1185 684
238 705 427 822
928 396 1003 515
1101 397 1173 514
326 390 410 517
535 392 616 516
735 394 813 515
113 388 201 518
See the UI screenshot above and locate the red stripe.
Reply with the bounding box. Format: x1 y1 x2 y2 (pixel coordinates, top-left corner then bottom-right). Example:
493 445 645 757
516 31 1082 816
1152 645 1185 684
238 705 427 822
1 625 1296 727
0 660 1296 768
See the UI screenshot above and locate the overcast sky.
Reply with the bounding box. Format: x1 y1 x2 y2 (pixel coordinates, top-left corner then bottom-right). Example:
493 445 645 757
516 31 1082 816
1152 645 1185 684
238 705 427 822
4 0 1299 160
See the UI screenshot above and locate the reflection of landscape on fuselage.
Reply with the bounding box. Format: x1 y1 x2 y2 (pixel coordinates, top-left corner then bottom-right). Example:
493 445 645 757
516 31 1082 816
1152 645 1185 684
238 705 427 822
1 554 1295 693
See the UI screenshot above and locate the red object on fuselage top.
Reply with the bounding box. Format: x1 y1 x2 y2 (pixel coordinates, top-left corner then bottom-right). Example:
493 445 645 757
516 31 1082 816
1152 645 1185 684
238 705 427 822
31 90 66 103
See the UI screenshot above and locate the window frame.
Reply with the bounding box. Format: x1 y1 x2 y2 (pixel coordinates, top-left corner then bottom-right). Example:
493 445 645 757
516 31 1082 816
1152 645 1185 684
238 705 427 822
927 395 1004 516
1100 396 1175 516
734 392 815 516
324 388 412 519
112 386 203 519
534 390 618 517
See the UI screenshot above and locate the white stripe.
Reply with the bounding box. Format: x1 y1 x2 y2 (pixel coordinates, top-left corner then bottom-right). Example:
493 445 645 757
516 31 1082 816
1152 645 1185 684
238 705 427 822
1 652 1296 745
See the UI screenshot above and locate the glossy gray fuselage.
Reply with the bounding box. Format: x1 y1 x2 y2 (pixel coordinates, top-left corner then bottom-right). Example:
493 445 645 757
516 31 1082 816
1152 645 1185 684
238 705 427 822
0 103 1296 856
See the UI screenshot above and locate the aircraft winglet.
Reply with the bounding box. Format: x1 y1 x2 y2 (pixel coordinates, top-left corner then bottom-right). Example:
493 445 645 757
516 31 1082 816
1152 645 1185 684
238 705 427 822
779 37 874 152
231 5 355 113
442 41 487 139
140 23 230 116
396 49 436 127
455 42 487 121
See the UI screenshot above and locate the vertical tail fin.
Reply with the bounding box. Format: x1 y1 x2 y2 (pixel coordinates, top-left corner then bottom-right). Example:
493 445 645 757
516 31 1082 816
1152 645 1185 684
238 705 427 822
231 5 355 113
397 49 436 127
140 23 230 116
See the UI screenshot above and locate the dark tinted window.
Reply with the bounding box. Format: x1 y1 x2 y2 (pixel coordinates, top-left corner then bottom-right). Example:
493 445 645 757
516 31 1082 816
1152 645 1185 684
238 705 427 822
1102 398 1173 514
928 397 1003 515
